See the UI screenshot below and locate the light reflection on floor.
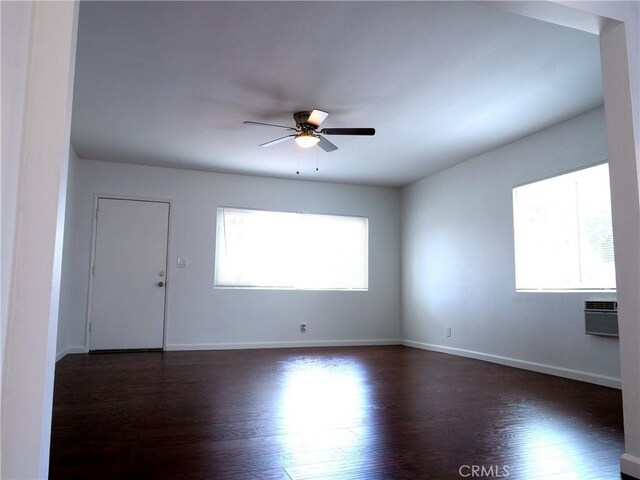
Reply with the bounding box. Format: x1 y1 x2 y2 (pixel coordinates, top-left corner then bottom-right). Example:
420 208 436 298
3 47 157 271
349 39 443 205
518 425 581 478
279 356 368 431
277 356 369 475
515 411 616 479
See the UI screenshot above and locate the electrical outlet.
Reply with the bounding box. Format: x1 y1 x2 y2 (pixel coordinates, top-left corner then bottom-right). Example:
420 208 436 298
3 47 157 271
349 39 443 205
446 326 452 337
300 324 307 333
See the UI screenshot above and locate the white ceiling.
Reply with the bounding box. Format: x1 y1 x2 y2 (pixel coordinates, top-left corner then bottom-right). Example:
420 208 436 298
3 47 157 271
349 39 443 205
71 1 603 187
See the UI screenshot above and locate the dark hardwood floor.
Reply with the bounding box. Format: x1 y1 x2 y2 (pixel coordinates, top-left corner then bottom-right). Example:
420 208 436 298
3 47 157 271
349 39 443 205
50 346 627 479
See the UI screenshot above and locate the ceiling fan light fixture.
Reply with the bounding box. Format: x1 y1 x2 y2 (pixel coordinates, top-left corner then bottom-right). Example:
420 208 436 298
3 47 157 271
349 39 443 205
295 132 320 148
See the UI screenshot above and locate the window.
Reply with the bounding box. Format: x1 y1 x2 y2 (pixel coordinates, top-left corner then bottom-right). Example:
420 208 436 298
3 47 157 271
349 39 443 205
513 163 616 292
215 207 368 290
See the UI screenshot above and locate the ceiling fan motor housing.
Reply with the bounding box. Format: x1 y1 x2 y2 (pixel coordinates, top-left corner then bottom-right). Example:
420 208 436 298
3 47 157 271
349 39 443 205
294 111 315 130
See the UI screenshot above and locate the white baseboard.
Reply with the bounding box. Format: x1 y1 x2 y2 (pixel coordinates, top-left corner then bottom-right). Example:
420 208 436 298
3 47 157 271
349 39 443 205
621 454 640 478
402 340 621 389
55 346 89 362
165 339 402 351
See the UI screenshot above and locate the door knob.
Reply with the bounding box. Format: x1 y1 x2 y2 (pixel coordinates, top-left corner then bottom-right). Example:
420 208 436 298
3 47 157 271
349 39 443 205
157 281 164 287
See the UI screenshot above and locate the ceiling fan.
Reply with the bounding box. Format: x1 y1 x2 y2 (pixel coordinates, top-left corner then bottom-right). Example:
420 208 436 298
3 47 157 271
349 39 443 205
243 110 375 153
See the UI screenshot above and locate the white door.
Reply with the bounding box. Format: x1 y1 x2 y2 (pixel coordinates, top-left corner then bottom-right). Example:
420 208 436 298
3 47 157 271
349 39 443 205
90 198 169 350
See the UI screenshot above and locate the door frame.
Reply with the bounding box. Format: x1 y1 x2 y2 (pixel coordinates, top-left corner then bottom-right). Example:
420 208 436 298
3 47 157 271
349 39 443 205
84 194 173 351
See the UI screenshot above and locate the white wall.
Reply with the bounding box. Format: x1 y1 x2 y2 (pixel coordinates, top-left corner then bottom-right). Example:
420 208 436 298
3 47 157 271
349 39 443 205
599 16 640 478
59 160 401 351
56 146 80 358
1 2 78 478
1 0 33 385
401 107 620 386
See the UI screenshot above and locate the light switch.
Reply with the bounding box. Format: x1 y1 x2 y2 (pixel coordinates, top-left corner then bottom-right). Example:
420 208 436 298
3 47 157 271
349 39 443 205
177 257 188 268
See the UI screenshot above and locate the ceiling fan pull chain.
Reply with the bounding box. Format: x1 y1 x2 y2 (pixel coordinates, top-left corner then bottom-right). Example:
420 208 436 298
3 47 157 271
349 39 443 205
296 144 300 175
316 148 319 172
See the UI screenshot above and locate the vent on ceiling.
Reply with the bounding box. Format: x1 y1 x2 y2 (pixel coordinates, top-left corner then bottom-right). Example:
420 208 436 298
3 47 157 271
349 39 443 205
585 301 618 337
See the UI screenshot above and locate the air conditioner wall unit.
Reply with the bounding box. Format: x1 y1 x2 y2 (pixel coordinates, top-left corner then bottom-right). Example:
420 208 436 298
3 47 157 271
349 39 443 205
585 301 618 337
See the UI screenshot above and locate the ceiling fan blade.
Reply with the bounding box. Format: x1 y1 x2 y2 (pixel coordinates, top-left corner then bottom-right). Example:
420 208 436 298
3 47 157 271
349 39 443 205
318 135 338 152
320 128 375 136
244 121 296 131
306 110 329 128
259 135 296 148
